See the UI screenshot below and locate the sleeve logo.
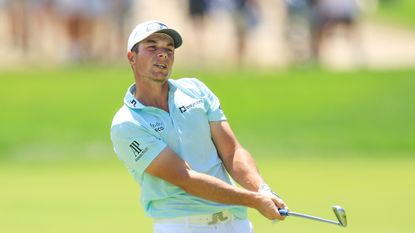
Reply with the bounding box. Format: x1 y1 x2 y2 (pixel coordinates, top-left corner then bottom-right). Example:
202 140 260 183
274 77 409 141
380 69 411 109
129 141 148 162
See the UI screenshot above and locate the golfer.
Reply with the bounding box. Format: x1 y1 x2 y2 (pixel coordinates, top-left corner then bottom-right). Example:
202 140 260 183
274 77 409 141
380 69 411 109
110 20 287 233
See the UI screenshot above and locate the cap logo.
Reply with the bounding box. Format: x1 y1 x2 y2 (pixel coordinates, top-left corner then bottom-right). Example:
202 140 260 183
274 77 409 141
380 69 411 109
128 21 181 51
146 22 168 32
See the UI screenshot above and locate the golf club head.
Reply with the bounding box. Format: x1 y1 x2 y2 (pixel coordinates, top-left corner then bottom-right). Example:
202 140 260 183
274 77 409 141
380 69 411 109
332 205 347 227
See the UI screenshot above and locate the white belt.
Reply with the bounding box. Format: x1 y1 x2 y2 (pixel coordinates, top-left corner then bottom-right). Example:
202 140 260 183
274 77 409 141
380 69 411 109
154 210 234 225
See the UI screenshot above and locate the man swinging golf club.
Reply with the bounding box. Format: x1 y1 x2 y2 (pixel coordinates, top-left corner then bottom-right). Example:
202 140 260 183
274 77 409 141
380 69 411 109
110 20 288 233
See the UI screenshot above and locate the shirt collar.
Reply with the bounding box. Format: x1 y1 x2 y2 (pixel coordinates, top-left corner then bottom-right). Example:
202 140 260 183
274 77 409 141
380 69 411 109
124 80 177 109
124 83 145 109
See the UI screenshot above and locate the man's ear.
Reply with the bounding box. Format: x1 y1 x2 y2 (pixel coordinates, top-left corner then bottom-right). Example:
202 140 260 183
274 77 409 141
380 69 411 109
127 51 135 64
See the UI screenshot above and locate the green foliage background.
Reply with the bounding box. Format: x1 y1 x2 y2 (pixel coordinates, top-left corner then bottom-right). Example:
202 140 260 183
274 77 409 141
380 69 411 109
1 66 414 233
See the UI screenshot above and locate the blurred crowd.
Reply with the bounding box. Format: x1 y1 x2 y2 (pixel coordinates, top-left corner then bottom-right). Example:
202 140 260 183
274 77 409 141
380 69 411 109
0 0 134 63
283 0 366 66
0 0 376 67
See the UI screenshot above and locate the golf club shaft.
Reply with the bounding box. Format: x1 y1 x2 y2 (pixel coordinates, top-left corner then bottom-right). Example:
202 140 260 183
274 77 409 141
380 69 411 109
279 210 340 226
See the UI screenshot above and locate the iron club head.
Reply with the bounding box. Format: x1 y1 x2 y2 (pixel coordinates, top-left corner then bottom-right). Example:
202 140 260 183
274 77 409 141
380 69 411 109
332 205 347 227
279 205 348 227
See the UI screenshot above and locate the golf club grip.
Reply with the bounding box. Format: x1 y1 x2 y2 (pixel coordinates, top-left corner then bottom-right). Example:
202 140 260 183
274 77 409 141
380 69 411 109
279 209 289 216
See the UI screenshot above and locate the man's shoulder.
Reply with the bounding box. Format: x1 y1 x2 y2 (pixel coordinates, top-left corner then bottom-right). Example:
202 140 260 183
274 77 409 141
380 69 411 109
172 77 204 88
111 106 145 133
111 106 132 129
171 77 210 97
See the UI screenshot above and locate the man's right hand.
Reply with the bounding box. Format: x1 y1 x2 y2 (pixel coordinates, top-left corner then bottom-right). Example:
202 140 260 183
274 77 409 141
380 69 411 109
256 193 287 221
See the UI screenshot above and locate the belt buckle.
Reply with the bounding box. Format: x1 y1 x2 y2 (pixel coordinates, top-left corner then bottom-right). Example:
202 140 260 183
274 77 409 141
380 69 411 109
207 212 229 225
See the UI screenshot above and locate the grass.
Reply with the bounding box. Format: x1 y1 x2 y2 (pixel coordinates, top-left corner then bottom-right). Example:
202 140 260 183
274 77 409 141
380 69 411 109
0 160 150 233
1 157 414 233
1 67 414 160
196 68 415 158
375 0 415 28
0 65 131 161
0 65 414 232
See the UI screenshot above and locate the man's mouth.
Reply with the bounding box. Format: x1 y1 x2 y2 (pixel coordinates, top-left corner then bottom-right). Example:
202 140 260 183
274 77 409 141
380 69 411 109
155 63 167 69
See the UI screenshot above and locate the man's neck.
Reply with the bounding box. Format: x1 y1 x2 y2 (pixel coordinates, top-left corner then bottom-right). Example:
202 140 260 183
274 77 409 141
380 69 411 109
134 79 170 112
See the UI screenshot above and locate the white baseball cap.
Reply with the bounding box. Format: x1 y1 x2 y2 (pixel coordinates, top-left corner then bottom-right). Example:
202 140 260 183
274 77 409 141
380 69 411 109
127 20 183 52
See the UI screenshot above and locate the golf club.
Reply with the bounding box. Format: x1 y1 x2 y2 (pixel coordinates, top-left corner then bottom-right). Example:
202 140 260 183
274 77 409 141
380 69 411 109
279 205 347 227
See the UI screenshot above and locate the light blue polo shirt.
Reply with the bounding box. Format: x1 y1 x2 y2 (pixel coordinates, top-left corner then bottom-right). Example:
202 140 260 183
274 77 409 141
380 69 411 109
110 78 247 219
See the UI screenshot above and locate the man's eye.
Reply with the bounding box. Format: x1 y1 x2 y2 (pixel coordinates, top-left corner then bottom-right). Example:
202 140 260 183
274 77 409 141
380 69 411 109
148 46 156 50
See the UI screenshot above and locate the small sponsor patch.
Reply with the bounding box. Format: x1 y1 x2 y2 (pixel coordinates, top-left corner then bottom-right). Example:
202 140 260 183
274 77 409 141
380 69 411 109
178 100 203 113
130 99 137 107
129 141 148 161
150 122 165 132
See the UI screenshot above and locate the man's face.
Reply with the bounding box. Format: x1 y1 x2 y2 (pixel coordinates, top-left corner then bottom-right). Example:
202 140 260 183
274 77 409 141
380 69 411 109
130 33 175 82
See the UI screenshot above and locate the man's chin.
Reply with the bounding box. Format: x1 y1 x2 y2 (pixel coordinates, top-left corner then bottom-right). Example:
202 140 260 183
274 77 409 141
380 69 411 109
152 75 170 83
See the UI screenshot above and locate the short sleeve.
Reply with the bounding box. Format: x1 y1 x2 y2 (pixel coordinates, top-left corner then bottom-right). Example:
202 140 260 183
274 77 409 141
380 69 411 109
111 122 167 178
192 79 227 122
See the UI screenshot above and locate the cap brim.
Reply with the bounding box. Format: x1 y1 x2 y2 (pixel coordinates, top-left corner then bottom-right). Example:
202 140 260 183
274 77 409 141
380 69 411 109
157 29 182 48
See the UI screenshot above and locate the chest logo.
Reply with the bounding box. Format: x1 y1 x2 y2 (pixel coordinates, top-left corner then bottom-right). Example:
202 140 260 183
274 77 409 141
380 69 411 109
150 122 165 132
178 100 203 113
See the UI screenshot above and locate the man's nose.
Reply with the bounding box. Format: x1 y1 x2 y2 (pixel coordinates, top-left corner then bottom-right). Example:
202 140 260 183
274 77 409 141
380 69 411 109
158 50 168 59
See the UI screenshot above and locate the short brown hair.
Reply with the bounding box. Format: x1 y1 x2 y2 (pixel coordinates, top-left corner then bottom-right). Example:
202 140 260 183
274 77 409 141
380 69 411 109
131 44 139 53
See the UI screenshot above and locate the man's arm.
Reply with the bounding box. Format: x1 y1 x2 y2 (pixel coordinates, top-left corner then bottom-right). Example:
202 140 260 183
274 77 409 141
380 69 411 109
210 121 264 191
210 121 287 209
144 147 283 220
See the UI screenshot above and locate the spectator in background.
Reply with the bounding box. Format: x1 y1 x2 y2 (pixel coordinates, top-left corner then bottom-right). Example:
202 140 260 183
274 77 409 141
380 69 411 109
29 0 57 52
107 0 135 58
188 0 209 24
232 0 260 67
313 0 363 65
283 0 318 65
3 0 30 53
186 0 210 64
55 0 108 62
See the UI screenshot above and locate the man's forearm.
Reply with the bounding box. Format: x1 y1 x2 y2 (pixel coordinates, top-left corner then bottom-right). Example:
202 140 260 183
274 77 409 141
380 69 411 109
179 169 261 208
209 121 265 191
179 169 285 220
223 147 265 192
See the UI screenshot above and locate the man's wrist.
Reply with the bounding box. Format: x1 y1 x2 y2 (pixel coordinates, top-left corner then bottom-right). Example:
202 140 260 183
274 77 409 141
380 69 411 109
258 183 271 192
258 183 281 198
